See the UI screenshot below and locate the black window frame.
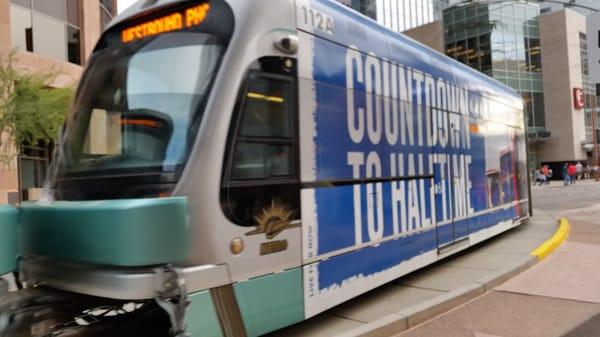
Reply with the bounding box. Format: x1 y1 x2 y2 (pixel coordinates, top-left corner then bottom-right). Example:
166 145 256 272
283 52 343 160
221 70 300 227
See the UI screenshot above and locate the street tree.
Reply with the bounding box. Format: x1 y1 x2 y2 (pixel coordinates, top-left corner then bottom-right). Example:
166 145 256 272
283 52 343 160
0 53 74 170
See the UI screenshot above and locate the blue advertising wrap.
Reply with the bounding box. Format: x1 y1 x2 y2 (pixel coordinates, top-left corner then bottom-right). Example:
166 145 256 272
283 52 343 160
297 0 528 316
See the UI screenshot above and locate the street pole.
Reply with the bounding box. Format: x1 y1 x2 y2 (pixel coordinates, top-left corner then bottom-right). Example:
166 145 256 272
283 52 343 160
594 94 599 181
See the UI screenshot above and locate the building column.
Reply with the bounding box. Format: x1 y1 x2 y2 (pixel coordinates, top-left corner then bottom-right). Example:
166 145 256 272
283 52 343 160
81 0 101 63
0 0 17 204
0 0 12 53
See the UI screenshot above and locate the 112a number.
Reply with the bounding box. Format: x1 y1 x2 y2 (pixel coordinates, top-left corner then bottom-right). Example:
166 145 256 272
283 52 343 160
301 7 335 35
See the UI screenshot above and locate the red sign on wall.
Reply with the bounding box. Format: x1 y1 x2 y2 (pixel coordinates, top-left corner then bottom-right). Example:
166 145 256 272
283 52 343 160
574 88 585 109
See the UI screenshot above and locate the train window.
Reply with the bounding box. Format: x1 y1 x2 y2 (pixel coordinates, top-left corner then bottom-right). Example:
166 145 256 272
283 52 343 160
231 143 294 180
221 71 300 227
239 78 292 138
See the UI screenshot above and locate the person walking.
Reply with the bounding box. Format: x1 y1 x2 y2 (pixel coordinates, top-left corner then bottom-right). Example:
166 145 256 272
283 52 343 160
576 162 583 181
568 163 577 184
563 163 570 186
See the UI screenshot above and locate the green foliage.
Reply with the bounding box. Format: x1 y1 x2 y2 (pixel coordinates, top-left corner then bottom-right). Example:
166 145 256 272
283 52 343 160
0 52 74 168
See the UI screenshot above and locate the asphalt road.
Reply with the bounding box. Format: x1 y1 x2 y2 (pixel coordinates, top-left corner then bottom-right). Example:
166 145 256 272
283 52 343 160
531 178 600 215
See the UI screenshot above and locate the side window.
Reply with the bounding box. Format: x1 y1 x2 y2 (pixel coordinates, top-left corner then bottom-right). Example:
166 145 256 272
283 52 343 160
222 72 300 227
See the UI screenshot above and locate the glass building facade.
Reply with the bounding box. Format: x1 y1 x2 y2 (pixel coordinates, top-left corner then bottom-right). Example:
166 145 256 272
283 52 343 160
337 0 449 32
376 0 449 32
444 2 546 139
100 0 115 29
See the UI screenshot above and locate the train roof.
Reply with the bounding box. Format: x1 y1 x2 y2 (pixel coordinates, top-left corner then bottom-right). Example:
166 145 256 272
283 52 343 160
108 0 522 111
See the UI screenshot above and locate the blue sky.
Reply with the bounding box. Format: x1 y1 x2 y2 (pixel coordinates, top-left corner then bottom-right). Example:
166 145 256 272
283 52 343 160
117 0 137 13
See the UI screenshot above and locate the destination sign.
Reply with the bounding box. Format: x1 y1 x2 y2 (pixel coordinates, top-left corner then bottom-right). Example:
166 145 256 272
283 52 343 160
121 3 211 44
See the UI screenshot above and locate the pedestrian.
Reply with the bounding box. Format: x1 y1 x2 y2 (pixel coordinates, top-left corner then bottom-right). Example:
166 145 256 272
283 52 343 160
563 163 570 186
534 168 546 186
576 162 583 181
568 163 577 184
546 168 553 184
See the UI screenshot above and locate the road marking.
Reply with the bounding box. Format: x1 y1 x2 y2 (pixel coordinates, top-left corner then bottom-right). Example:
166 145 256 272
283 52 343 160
530 217 570 260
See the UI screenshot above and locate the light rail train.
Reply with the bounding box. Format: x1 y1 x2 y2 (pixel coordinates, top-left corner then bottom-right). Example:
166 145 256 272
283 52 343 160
0 0 530 336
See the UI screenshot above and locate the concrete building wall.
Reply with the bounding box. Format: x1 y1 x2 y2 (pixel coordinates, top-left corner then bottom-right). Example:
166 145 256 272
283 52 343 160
588 12 600 86
539 9 588 163
0 0 10 52
0 0 14 203
82 0 102 62
403 21 444 53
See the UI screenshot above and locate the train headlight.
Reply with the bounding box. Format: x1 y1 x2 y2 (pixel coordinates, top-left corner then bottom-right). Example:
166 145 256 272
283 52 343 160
230 238 244 255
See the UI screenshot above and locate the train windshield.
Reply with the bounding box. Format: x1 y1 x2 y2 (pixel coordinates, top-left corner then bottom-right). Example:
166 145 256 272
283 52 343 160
49 1 234 200
63 33 221 173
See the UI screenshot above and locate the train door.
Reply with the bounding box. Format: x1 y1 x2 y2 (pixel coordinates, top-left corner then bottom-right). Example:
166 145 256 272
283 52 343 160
435 111 470 250
512 127 529 218
220 57 302 277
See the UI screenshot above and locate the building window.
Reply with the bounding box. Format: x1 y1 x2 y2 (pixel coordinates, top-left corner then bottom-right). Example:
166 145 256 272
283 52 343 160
11 0 31 8
19 144 50 202
32 12 67 61
10 5 33 52
9 0 82 65
100 0 115 30
99 0 114 14
523 37 541 73
67 26 81 65
480 33 492 72
523 92 545 128
580 32 589 76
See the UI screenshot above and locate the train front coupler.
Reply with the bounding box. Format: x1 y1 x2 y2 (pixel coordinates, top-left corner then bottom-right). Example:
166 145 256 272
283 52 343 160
0 205 18 293
0 197 216 337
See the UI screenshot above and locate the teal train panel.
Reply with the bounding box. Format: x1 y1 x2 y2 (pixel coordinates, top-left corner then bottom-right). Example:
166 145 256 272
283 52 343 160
0 205 18 275
187 290 224 337
234 268 304 337
20 197 189 266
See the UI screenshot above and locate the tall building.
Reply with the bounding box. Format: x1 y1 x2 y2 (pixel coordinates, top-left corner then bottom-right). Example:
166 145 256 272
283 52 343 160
538 8 592 167
540 0 600 16
586 11 600 157
439 1 594 170
0 0 116 204
444 2 544 143
337 0 449 32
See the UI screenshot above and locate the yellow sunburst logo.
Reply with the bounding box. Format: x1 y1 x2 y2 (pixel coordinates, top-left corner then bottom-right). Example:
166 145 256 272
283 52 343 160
245 200 299 239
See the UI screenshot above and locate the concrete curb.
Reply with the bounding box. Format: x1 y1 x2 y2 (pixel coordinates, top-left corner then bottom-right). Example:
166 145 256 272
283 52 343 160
332 218 567 337
334 257 535 337
398 283 484 328
475 255 538 291
530 217 570 260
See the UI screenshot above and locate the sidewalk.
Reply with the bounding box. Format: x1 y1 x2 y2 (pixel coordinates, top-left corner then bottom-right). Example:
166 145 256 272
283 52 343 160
395 195 600 336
